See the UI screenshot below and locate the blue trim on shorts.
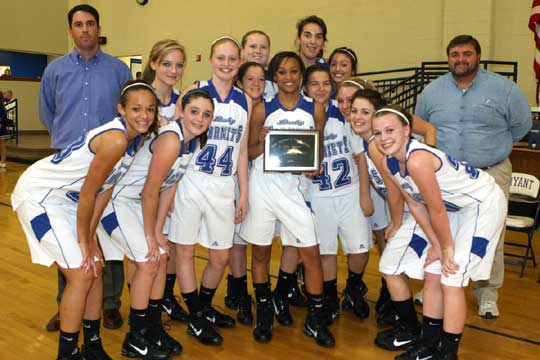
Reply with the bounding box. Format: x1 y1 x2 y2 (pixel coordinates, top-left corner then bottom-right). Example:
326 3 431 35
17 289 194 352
101 211 119 236
31 212 52 241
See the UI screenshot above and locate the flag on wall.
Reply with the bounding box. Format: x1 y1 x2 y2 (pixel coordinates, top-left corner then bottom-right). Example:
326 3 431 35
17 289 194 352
530 0 540 104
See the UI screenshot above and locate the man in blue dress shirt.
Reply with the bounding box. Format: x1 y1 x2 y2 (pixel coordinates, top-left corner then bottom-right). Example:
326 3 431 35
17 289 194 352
415 34 532 319
39 3 131 332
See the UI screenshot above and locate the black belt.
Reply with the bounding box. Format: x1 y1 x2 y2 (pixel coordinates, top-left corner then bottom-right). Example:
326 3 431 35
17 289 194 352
479 159 504 170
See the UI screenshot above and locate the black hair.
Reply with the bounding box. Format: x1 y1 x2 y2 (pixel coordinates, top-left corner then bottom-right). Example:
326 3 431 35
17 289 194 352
235 61 266 87
351 89 387 110
446 34 481 55
68 4 100 27
181 88 214 147
303 64 334 95
373 104 413 129
118 80 159 135
329 47 358 75
268 51 305 80
296 15 328 58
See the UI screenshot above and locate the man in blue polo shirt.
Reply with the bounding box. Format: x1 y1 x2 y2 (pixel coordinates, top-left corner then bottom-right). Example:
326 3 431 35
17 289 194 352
415 34 531 319
39 3 130 336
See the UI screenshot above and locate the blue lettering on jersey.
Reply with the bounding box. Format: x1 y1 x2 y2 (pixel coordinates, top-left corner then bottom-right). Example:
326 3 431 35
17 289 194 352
276 119 305 127
322 134 351 158
51 134 86 164
213 115 236 125
195 144 235 176
312 157 352 191
207 124 244 143
446 155 479 179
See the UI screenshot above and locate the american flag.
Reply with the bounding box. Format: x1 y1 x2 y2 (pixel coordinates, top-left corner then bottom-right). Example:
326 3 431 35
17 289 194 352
529 0 540 104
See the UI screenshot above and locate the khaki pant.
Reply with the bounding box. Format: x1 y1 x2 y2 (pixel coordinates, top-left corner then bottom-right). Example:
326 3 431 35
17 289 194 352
472 158 511 304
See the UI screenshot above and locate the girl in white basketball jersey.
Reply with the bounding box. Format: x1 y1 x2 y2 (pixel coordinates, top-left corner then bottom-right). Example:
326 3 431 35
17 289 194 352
303 65 372 322
372 105 506 360
240 51 334 347
169 36 251 345
141 39 190 324
328 47 357 88
348 91 443 357
241 30 276 100
11 80 158 360
97 89 213 358
336 79 437 323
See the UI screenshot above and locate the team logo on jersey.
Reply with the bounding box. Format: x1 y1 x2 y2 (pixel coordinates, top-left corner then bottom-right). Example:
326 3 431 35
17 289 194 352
324 133 338 141
276 119 305 127
213 115 236 125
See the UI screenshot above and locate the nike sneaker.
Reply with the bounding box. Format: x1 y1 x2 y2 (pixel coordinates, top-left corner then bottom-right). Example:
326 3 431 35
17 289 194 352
56 348 83 360
324 296 340 325
289 265 308 307
202 305 236 328
187 311 223 345
395 343 436 360
147 325 182 356
224 274 239 310
376 280 391 314
121 331 169 359
341 280 370 319
81 339 112 360
236 294 253 325
304 312 336 348
253 299 274 343
271 291 293 326
161 296 188 322
375 324 419 351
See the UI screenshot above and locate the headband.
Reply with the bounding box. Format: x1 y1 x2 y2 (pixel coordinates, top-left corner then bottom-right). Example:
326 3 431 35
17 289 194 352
184 88 211 98
211 35 241 49
375 108 410 125
342 79 364 89
120 82 156 96
337 47 357 63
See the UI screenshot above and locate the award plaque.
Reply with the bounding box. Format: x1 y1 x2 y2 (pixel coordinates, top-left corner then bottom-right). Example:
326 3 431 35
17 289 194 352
264 130 319 172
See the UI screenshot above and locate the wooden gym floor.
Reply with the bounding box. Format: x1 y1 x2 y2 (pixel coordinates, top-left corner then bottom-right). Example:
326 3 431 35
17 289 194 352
0 160 539 359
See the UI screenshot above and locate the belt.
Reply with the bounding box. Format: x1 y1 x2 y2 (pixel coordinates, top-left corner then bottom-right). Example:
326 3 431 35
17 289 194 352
479 159 505 170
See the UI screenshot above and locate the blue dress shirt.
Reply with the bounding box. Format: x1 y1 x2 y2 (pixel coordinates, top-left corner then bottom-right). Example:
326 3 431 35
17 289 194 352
39 48 131 149
415 69 532 168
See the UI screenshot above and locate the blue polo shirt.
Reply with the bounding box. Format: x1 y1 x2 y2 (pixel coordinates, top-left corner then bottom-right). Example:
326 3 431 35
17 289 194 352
415 69 532 168
39 48 131 149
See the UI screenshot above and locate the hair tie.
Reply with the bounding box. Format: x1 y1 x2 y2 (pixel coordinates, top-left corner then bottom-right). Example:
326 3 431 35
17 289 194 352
337 47 357 63
375 108 410 125
211 35 241 49
342 79 364 89
121 81 156 96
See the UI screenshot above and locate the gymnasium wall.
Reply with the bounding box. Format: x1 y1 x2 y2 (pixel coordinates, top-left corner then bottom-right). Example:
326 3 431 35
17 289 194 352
0 80 43 131
1 1 537 132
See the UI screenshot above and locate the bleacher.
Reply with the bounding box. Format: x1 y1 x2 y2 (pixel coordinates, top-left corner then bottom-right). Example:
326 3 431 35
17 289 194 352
4 98 18 144
357 60 518 112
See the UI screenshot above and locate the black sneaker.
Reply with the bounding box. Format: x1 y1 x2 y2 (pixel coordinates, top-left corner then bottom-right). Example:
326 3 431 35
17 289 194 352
187 311 223 345
304 313 336 348
202 305 236 328
253 299 274 343
324 296 340 324
288 265 308 307
236 295 253 325
224 274 239 310
162 295 188 322
341 281 370 319
375 324 419 351
271 292 293 326
395 343 436 360
57 348 83 360
121 331 170 359
81 339 112 360
431 338 458 360
147 325 183 356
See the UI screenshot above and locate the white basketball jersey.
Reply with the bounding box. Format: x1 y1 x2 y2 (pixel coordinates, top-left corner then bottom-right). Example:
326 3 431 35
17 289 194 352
190 80 248 177
112 120 195 201
310 100 358 197
364 136 388 199
11 118 142 209
252 94 316 171
263 71 277 101
387 139 496 211
159 89 180 123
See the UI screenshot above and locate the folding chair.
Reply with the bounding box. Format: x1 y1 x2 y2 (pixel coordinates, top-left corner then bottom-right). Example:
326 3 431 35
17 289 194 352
504 172 540 277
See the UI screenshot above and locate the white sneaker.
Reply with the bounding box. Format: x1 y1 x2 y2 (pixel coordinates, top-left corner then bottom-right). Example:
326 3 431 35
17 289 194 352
478 300 499 319
414 290 423 306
